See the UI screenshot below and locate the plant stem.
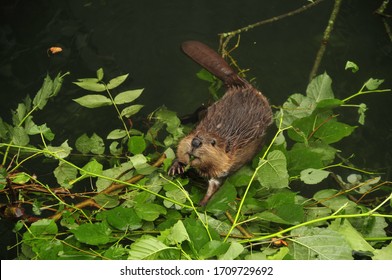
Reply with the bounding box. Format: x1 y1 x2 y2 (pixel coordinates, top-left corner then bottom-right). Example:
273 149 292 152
105 87 131 139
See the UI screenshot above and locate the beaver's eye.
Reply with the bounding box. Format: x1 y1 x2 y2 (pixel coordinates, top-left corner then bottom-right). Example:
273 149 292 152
211 139 216 146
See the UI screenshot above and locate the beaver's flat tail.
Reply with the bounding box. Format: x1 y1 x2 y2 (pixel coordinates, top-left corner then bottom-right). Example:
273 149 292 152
181 41 246 88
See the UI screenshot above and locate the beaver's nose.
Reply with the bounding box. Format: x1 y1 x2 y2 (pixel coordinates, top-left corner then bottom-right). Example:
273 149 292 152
191 137 202 148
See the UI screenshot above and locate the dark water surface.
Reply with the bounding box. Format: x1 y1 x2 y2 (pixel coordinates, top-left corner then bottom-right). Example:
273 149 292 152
0 0 391 258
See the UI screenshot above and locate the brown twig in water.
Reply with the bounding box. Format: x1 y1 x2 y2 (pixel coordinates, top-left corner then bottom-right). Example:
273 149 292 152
218 0 327 52
374 0 392 42
225 210 253 238
309 0 343 81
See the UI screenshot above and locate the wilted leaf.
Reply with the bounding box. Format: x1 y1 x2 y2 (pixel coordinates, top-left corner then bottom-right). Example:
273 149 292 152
73 94 112 108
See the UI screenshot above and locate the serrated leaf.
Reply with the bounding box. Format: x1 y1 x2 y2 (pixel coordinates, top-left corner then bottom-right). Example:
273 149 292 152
46 140 72 159
128 235 171 260
33 74 56 110
373 243 392 260
96 161 134 192
107 74 129 89
90 133 105 154
206 181 237 213
54 162 77 188
257 150 289 189
166 220 190 245
114 89 143 104
135 203 167 222
105 207 142 231
81 159 103 177
329 219 374 253
313 120 356 144
199 240 230 259
306 72 334 102
11 126 29 146
73 94 112 108
364 78 384 90
120 104 144 118
291 226 353 260
71 223 112 245
300 168 330 184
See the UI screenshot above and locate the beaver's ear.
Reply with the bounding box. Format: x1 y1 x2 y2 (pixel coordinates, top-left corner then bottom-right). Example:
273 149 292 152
210 139 216 146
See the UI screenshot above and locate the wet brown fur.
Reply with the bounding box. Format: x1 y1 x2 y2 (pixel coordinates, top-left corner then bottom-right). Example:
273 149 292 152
169 41 273 205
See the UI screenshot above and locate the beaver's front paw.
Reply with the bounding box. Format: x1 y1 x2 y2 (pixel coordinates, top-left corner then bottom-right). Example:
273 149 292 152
168 160 186 176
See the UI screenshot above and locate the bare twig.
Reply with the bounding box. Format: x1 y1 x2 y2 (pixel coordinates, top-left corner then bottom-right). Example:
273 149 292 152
309 0 343 81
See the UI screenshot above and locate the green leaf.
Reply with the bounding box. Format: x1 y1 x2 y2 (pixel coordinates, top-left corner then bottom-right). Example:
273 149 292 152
73 94 112 108
183 218 212 252
306 72 334 102
75 133 90 154
114 89 143 104
275 94 316 127
364 78 384 90
313 120 356 144
71 223 112 245
128 235 171 260
96 68 104 81
73 80 106 92
93 193 120 208
329 219 374 253
128 135 146 154
345 61 359 73
96 161 134 192
287 143 325 176
11 126 29 146
313 189 358 213
129 154 156 175
11 172 30 184
27 123 55 141
54 162 77 188
75 133 105 154
291 226 353 260
206 181 237 213
107 74 129 89
90 133 105 154
300 168 330 184
257 150 289 189
218 242 244 260
120 104 144 118
358 103 367 125
199 240 230 259
81 159 103 177
196 69 215 82
26 219 58 237
165 220 190 245
33 74 56 110
45 140 72 159
315 99 343 111
105 207 142 231
373 243 392 260
107 129 128 140
135 203 167 222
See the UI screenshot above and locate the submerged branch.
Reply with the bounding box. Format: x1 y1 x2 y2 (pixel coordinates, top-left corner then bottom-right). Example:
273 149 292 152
309 0 343 81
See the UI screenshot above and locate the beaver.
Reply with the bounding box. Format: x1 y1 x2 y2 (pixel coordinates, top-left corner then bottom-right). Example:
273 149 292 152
168 41 273 206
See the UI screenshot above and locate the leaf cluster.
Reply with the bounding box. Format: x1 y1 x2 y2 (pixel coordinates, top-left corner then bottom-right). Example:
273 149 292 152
0 63 391 260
